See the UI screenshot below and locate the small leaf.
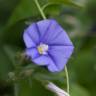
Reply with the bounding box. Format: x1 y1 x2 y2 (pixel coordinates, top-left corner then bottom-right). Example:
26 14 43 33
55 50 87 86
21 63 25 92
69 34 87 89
43 0 82 11
0 47 13 80
6 0 39 29
70 84 90 96
15 78 54 96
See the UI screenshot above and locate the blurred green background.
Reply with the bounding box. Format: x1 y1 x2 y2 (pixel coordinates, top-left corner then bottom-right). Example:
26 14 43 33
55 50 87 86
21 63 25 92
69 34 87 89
0 0 96 96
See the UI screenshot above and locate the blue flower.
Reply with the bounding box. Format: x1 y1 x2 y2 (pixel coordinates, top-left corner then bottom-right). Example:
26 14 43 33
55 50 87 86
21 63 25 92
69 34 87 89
23 19 74 72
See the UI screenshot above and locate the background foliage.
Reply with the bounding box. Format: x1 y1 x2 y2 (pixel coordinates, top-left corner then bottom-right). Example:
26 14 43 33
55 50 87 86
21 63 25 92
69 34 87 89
0 0 96 96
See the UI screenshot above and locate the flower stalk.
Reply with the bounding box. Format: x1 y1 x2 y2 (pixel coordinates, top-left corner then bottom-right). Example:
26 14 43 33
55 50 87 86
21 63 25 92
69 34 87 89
14 83 19 96
33 0 70 95
34 0 47 19
65 65 70 94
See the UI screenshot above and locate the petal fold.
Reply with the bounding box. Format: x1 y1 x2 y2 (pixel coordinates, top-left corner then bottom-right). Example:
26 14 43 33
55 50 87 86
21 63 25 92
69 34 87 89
49 45 74 58
48 45 74 72
48 51 68 72
26 48 39 59
37 19 72 45
23 31 36 48
24 23 40 46
33 55 51 65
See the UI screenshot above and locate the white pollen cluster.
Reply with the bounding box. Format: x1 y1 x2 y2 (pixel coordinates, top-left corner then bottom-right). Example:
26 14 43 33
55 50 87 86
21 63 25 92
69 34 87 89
37 43 49 54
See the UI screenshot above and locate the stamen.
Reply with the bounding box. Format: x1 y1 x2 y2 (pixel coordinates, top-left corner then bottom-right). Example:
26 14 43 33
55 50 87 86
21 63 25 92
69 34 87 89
37 43 48 54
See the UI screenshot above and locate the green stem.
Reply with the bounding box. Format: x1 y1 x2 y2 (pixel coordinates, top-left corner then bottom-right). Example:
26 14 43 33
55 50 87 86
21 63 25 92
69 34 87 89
14 83 19 96
34 0 47 19
65 65 70 94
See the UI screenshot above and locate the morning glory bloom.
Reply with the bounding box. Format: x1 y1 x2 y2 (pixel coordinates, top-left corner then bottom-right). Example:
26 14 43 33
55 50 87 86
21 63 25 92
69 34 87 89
23 19 74 72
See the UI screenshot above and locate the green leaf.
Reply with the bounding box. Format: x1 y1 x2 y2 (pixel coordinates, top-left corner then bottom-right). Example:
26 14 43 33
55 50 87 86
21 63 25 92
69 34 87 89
5 0 82 30
3 45 17 66
22 63 65 83
43 0 82 11
70 50 96 95
15 78 54 96
6 0 39 29
0 45 22 80
70 84 90 96
0 47 13 80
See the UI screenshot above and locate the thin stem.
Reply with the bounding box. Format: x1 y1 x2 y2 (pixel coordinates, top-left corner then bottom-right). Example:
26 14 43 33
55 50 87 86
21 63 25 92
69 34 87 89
34 0 70 95
14 83 19 96
34 0 47 19
65 65 70 94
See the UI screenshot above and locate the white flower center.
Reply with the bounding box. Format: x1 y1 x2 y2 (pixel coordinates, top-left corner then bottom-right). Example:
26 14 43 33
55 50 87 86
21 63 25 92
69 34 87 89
37 43 49 54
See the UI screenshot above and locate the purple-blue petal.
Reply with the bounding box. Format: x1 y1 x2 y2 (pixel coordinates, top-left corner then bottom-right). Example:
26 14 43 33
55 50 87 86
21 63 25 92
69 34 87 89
24 23 40 46
49 45 74 58
32 55 51 66
23 31 36 48
37 19 72 45
41 19 62 43
37 19 51 39
32 54 60 72
47 61 59 72
48 58 68 72
48 50 69 71
23 19 74 72
25 48 39 59
48 45 74 71
47 30 73 45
